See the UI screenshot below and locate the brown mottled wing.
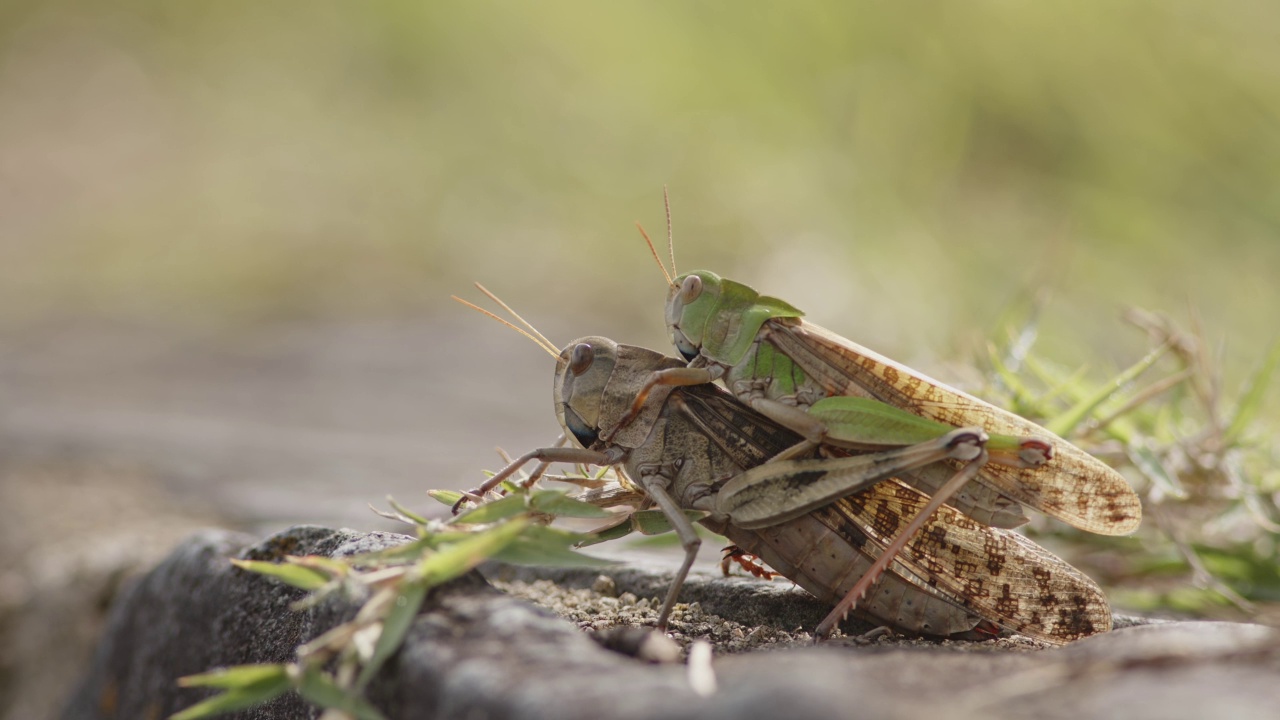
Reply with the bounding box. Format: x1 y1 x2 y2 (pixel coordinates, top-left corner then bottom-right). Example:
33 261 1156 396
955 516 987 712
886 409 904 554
817 479 1112 644
769 320 1141 535
677 377 1001 637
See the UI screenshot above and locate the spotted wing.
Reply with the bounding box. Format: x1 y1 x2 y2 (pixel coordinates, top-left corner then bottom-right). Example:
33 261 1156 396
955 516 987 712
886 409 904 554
813 479 1111 644
769 319 1141 535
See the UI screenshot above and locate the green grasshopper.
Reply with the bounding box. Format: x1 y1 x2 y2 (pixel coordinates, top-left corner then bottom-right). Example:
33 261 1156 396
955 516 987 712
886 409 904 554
452 291 1111 643
619 200 1141 541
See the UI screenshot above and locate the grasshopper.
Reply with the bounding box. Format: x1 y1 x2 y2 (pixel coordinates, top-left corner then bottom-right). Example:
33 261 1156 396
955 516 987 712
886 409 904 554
452 291 1111 643
619 195 1141 540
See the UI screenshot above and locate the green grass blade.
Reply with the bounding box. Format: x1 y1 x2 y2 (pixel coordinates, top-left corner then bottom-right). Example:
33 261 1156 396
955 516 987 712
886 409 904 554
231 560 330 591
288 555 349 575
492 525 614 566
451 493 527 524
413 517 529 585
988 345 1056 417
178 664 290 690
529 490 613 518
631 509 708 535
386 496 431 524
576 518 636 546
428 489 466 507
347 537 435 566
1225 337 1280 444
356 581 428 689
1046 342 1170 438
298 669 388 720
170 667 292 720
1126 442 1187 500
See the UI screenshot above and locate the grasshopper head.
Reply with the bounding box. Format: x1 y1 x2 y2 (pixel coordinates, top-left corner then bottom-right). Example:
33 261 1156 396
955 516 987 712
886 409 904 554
555 336 686 451
666 270 805 367
554 336 620 450
666 270 725 362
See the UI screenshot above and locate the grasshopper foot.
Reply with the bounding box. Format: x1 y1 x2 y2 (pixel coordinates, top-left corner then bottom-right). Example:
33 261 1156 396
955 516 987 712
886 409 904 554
719 546 778 579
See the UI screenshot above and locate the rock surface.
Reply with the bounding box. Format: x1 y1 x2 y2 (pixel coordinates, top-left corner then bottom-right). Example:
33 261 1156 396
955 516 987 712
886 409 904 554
0 454 225 720
64 526 1280 720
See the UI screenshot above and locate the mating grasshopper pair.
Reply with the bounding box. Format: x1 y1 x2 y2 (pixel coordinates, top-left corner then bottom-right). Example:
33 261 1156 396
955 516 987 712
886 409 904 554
454 202 1139 644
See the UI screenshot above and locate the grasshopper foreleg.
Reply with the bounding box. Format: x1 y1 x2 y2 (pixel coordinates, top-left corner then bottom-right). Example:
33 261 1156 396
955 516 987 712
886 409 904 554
604 364 725 442
452 439 625 513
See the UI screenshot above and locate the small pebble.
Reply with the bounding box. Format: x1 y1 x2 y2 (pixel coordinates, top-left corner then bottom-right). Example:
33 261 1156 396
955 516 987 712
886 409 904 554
591 575 618 597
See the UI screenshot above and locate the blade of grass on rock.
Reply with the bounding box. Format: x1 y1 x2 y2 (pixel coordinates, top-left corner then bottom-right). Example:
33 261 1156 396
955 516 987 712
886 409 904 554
451 494 527 524
171 666 292 720
356 581 428 689
231 559 330 591
530 489 613 518
427 489 465 508
299 668 388 720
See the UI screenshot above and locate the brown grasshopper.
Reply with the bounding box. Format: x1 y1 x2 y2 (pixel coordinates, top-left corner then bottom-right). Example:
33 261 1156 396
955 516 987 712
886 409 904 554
453 294 1111 643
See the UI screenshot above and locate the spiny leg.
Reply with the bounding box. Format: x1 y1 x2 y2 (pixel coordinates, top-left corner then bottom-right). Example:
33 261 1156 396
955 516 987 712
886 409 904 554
604 365 724 442
451 439 620 513
814 446 989 639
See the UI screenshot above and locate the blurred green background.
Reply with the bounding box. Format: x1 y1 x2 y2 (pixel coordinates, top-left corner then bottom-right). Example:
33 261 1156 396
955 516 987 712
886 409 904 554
3 0 1278 369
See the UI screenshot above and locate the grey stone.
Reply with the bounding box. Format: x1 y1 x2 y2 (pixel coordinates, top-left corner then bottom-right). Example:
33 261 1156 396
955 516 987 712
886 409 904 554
63 526 1280 720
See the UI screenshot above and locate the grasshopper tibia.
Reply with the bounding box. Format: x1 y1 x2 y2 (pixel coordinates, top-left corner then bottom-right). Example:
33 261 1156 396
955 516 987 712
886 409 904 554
815 439 990 640
452 440 619 514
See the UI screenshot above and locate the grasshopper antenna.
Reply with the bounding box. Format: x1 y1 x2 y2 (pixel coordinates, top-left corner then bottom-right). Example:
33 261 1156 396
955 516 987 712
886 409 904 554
663 185 676 278
451 291 560 360
637 221 675 288
634 204 675 288
637 187 678 288
472 282 558 351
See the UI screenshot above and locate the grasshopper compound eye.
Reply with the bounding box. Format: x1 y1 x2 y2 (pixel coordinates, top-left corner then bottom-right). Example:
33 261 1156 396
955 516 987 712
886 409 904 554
569 343 595 376
679 274 703 305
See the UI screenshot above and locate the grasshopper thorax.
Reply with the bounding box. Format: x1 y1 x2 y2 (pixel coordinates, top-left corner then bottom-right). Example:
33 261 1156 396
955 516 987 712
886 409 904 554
666 270 805 368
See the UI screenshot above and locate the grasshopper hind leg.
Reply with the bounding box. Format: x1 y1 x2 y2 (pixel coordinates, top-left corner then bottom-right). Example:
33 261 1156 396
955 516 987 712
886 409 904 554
814 447 989 639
